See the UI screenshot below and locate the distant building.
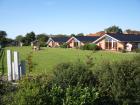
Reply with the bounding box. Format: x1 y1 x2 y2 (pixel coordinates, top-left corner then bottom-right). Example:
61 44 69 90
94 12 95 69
47 33 140 51
66 36 99 48
93 33 140 51
46 37 69 47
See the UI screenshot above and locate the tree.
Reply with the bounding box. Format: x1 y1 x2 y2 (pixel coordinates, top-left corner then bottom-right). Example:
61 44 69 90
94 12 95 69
0 30 7 46
77 33 84 36
36 34 49 47
50 34 67 38
105 26 122 34
24 32 36 45
5 38 15 45
15 35 24 42
0 31 7 38
70 34 76 37
125 29 140 35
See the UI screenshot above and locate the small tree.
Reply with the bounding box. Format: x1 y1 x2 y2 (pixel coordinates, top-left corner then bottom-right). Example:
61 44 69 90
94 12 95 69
15 35 25 46
105 25 122 34
0 31 7 46
77 33 84 36
36 34 49 47
70 34 76 37
24 31 36 45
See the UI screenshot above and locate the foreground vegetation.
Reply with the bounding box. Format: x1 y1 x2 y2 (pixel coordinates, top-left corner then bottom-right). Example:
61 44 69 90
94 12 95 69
0 47 138 75
1 55 140 105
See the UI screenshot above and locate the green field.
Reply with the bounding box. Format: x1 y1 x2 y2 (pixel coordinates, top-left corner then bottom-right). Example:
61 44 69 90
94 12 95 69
0 47 138 75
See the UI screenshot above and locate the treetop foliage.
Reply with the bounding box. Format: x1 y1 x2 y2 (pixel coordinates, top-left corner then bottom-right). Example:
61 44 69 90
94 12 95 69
105 25 123 34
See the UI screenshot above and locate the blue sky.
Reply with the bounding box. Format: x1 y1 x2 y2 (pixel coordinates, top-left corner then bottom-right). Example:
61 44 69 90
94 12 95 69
0 0 140 38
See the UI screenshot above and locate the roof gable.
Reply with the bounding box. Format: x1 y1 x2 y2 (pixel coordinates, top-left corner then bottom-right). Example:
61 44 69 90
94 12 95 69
47 37 69 43
93 33 140 43
93 34 119 43
66 37 80 43
46 38 54 44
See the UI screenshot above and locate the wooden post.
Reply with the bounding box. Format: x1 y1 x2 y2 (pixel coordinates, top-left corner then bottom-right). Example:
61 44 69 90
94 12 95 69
14 51 20 80
20 61 26 76
12 62 15 80
7 50 26 81
7 50 12 81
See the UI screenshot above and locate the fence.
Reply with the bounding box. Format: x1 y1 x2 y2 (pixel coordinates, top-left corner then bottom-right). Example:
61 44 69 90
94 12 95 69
7 50 25 81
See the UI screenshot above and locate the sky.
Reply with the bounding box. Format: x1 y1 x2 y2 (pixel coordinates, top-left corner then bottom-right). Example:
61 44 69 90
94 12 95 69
0 0 140 38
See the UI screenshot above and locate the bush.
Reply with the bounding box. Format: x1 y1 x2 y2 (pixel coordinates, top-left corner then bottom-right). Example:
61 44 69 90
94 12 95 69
39 84 99 105
81 44 100 51
3 75 49 105
40 42 47 47
0 81 14 105
3 56 140 105
118 47 126 53
52 61 98 88
134 49 140 53
95 59 140 105
60 43 68 48
3 75 98 105
64 85 98 105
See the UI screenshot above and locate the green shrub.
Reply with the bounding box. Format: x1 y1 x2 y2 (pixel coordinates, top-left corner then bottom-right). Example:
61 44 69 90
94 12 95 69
60 43 68 48
64 85 98 105
52 61 98 88
39 42 47 47
134 49 140 53
121 49 126 53
95 59 140 105
3 75 49 105
81 44 100 51
0 81 14 105
3 75 98 105
118 48 126 53
39 84 99 105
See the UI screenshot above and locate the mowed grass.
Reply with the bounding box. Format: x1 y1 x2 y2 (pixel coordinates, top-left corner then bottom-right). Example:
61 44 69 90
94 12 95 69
1 46 138 75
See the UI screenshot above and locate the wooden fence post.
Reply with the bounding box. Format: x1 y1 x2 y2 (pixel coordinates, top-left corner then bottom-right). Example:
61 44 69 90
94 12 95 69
7 50 12 81
12 62 15 80
7 50 26 81
14 51 20 80
20 61 26 76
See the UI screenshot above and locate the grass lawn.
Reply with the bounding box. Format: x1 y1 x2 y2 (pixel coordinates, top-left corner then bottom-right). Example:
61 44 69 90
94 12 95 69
0 46 139 75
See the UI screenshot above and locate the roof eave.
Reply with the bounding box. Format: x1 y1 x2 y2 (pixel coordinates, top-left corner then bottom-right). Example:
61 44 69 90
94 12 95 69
92 34 120 43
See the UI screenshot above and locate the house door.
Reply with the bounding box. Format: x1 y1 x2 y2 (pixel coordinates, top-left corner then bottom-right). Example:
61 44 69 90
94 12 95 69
74 42 78 47
105 42 117 50
105 42 112 49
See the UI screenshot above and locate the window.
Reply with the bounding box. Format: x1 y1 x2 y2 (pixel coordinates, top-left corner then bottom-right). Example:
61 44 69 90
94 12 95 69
74 42 78 47
105 36 117 50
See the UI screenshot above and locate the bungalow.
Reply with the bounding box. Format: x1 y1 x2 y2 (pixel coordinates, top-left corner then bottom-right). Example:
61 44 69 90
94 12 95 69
66 36 100 48
47 37 69 47
93 33 140 51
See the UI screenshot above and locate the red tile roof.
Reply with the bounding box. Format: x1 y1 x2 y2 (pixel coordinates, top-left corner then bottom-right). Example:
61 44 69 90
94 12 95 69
87 31 105 36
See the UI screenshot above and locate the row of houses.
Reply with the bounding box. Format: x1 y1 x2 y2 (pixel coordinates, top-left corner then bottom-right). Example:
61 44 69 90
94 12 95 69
47 33 140 51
